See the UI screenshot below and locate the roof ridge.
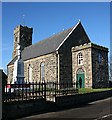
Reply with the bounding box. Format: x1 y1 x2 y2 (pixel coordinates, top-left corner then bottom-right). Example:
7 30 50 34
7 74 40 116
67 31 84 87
23 25 74 50
56 21 81 51
8 21 82 66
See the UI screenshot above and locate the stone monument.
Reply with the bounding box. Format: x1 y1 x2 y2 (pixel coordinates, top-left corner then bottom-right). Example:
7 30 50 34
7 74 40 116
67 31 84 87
12 43 24 84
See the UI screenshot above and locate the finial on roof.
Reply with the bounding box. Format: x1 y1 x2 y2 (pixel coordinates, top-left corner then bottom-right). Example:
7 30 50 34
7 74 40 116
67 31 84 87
78 19 81 22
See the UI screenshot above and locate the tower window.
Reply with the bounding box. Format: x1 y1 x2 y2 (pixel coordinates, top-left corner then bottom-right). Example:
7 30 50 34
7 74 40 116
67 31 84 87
77 52 83 65
15 37 18 42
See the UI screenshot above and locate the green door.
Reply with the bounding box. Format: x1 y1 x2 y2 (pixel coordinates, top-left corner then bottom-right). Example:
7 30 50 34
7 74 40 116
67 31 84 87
77 73 85 88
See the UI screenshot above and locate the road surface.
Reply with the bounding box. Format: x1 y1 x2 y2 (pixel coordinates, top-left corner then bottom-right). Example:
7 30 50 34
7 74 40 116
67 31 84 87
18 97 112 120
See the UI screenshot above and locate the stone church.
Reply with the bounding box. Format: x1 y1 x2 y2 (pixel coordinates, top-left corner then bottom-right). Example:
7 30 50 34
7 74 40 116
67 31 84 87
7 21 109 88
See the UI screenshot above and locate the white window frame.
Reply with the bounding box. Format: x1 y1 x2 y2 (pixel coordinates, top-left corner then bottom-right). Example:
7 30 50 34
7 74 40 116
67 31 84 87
29 66 32 83
41 62 45 82
77 52 83 65
28 64 33 83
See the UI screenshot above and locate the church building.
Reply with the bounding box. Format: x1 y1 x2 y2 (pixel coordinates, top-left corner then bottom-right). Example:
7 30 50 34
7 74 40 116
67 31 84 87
7 21 109 88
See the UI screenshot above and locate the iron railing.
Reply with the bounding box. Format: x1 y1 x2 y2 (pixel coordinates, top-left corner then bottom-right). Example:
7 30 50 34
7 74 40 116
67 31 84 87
3 82 78 102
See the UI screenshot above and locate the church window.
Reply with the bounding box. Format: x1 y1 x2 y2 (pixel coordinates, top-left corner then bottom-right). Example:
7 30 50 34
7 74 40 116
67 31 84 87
78 52 83 65
41 62 45 81
28 65 32 83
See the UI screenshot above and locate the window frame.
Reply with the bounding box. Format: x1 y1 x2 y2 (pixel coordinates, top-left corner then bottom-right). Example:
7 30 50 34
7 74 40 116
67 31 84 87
77 52 83 65
40 62 45 82
28 64 33 83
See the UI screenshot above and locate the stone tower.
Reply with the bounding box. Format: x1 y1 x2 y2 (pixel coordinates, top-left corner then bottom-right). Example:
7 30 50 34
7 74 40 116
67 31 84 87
12 25 33 58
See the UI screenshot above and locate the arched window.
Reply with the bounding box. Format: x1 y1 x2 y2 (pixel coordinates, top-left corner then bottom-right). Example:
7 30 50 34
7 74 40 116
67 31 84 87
29 66 32 83
15 36 18 42
41 62 45 81
77 52 83 65
28 64 32 83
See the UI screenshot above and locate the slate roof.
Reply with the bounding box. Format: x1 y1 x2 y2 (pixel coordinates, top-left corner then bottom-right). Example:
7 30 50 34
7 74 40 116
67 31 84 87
8 22 84 66
8 56 18 66
22 26 73 61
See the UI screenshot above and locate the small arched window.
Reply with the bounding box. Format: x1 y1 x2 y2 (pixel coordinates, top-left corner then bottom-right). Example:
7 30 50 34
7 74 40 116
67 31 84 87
41 62 45 81
28 64 32 83
77 52 83 65
29 66 32 83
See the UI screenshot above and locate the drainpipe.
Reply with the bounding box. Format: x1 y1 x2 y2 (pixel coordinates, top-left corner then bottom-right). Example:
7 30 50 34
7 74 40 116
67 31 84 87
56 51 60 88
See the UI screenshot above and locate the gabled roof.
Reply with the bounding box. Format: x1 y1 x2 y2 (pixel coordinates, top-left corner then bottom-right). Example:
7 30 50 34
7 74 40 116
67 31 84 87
22 25 74 61
7 56 18 66
8 21 89 66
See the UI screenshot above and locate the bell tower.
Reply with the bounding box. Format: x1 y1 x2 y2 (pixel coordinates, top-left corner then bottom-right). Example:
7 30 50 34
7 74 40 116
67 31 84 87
12 25 33 58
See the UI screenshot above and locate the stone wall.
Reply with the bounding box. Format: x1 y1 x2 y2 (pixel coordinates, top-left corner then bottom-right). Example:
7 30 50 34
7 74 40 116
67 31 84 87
72 43 109 88
91 44 109 88
13 25 33 59
8 53 58 83
72 43 92 88
3 98 48 119
7 65 14 83
24 53 57 83
59 51 72 84
3 90 112 119
58 23 90 84
56 90 112 108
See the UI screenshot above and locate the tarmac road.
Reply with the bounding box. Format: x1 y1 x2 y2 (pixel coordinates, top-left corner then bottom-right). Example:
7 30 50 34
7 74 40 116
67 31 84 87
18 97 112 120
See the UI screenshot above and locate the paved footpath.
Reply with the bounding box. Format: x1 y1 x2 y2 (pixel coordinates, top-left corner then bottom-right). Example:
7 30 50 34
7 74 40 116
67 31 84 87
18 97 112 120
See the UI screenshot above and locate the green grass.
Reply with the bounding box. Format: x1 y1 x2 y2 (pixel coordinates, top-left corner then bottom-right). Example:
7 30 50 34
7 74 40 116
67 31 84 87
34 86 112 94
79 88 112 94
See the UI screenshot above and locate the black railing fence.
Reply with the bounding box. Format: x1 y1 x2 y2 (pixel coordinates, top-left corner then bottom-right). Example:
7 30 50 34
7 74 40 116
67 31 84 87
3 82 78 102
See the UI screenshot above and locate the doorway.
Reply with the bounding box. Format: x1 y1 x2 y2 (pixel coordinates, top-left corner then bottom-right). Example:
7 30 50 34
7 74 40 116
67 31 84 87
76 68 85 88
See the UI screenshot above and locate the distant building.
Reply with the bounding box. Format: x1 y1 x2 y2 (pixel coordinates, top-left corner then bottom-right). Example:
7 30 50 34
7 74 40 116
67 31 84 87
0 69 7 94
0 69 7 83
7 21 109 88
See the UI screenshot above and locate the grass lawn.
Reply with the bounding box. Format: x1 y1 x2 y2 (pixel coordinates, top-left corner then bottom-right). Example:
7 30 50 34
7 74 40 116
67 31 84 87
79 88 112 94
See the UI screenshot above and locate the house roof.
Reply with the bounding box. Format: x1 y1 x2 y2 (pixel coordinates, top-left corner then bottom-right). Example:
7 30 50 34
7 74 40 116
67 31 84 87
8 21 87 66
